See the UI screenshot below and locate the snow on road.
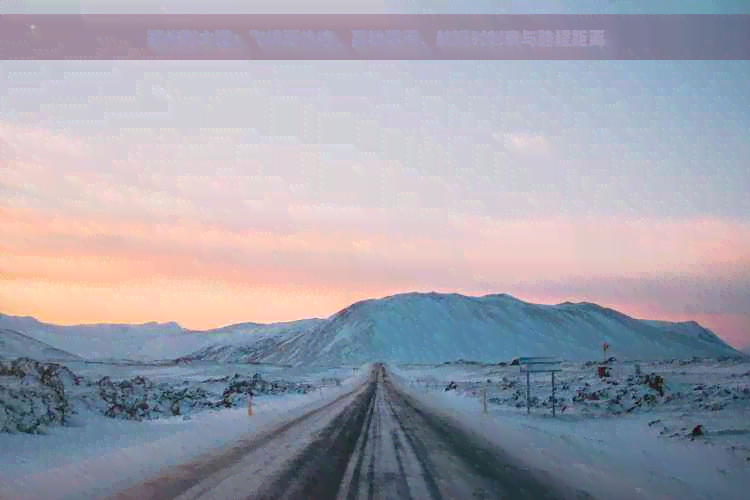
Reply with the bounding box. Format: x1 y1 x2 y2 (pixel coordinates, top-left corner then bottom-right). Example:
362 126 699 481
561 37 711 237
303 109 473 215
0 368 372 500
335 370 436 500
166 386 370 500
110 364 581 500
2 360 749 500
388 364 750 500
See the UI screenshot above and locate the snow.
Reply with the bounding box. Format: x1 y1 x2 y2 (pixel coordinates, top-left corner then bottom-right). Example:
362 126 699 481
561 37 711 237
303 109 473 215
0 328 81 361
0 366 372 500
2 292 742 366
0 291 746 499
210 292 743 365
1 356 749 499
388 363 750 500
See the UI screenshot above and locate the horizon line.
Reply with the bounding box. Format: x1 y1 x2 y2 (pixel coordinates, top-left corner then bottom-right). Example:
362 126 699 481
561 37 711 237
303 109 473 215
0 290 712 332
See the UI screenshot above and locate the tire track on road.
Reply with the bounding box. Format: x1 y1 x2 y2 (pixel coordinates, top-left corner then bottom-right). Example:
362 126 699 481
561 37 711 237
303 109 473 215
107 365 593 500
107 379 373 500
340 389 376 500
337 367 438 500
382 385 445 500
387 377 588 500
250 381 377 500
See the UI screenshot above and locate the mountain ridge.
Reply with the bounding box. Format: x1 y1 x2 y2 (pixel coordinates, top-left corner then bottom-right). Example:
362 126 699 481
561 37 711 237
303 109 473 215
178 292 741 365
0 328 82 361
1 292 742 364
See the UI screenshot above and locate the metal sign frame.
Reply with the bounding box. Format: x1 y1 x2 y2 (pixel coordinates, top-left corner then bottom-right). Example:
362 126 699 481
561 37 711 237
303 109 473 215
518 357 562 417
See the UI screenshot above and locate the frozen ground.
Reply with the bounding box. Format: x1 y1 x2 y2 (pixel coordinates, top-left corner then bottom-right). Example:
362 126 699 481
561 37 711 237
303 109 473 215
1 358 749 500
58 360 356 385
0 364 372 499
390 358 750 499
1 356 359 437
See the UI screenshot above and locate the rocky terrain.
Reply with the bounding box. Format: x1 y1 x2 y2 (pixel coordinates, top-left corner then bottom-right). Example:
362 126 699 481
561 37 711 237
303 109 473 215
0 357 80 433
0 357 317 434
403 357 750 462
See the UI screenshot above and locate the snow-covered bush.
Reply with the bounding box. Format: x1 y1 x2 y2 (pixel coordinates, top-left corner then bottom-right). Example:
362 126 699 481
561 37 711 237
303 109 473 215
0 357 78 433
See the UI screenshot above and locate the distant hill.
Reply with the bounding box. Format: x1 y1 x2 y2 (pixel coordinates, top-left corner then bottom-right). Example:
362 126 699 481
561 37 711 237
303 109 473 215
0 328 81 361
2 293 742 365
0 314 323 362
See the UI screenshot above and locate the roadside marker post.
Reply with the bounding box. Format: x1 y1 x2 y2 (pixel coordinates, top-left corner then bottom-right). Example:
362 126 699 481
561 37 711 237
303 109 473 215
247 394 253 416
518 357 562 417
482 380 488 414
551 371 556 417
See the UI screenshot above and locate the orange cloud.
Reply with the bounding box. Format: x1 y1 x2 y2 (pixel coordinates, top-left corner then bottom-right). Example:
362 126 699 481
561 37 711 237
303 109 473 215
2 206 749 288
2 194 749 346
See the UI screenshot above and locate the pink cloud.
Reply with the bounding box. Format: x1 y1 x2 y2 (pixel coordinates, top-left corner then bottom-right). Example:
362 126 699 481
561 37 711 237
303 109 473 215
2 125 748 340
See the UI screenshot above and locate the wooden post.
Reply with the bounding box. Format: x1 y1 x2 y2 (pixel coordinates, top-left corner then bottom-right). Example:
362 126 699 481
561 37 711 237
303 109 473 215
526 370 531 415
551 371 556 418
482 380 488 414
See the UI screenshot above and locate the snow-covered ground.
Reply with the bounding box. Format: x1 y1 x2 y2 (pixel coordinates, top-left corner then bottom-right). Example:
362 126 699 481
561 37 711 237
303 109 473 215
2 356 749 499
0 328 81 361
0 364 372 500
389 359 750 499
58 359 355 385
1 356 356 435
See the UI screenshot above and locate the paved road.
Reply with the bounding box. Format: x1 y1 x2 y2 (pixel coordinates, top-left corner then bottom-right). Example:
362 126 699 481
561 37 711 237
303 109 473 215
107 364 590 500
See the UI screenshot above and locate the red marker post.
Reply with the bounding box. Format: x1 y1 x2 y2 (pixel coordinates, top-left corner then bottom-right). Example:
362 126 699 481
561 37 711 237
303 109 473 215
247 390 253 416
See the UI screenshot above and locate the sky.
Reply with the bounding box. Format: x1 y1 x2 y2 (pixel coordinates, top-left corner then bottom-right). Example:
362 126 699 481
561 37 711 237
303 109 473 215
1 2 749 349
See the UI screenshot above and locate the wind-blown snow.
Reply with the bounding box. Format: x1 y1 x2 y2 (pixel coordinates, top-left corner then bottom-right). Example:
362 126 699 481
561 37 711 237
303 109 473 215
1 293 742 365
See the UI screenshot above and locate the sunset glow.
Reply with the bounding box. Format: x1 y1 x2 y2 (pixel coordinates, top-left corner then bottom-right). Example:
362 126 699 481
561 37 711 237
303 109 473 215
1 60 748 348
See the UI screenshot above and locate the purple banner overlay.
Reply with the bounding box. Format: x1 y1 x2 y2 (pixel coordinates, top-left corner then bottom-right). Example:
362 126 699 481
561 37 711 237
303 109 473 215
2 15 748 60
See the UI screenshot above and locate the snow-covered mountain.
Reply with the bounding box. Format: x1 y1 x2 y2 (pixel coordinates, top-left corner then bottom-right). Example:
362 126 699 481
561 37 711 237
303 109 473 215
178 293 742 365
0 328 81 361
2 293 743 365
0 314 325 362
0 315 191 361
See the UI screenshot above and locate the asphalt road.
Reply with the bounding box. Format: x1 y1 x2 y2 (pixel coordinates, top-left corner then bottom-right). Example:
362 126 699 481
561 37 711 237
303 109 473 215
107 364 591 500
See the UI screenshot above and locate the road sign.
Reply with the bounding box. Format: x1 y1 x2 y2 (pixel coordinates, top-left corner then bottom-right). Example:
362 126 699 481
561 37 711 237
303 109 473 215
518 357 561 417
519 357 561 373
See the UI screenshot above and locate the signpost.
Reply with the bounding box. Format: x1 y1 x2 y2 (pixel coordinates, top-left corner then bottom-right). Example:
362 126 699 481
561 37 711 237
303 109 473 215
518 356 562 417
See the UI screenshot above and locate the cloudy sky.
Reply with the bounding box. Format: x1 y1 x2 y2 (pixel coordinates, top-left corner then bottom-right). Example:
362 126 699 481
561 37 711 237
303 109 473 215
1 2 749 348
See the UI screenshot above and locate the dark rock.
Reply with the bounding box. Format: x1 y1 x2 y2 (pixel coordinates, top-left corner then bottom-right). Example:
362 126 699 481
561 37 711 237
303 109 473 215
0 358 79 433
643 374 665 396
